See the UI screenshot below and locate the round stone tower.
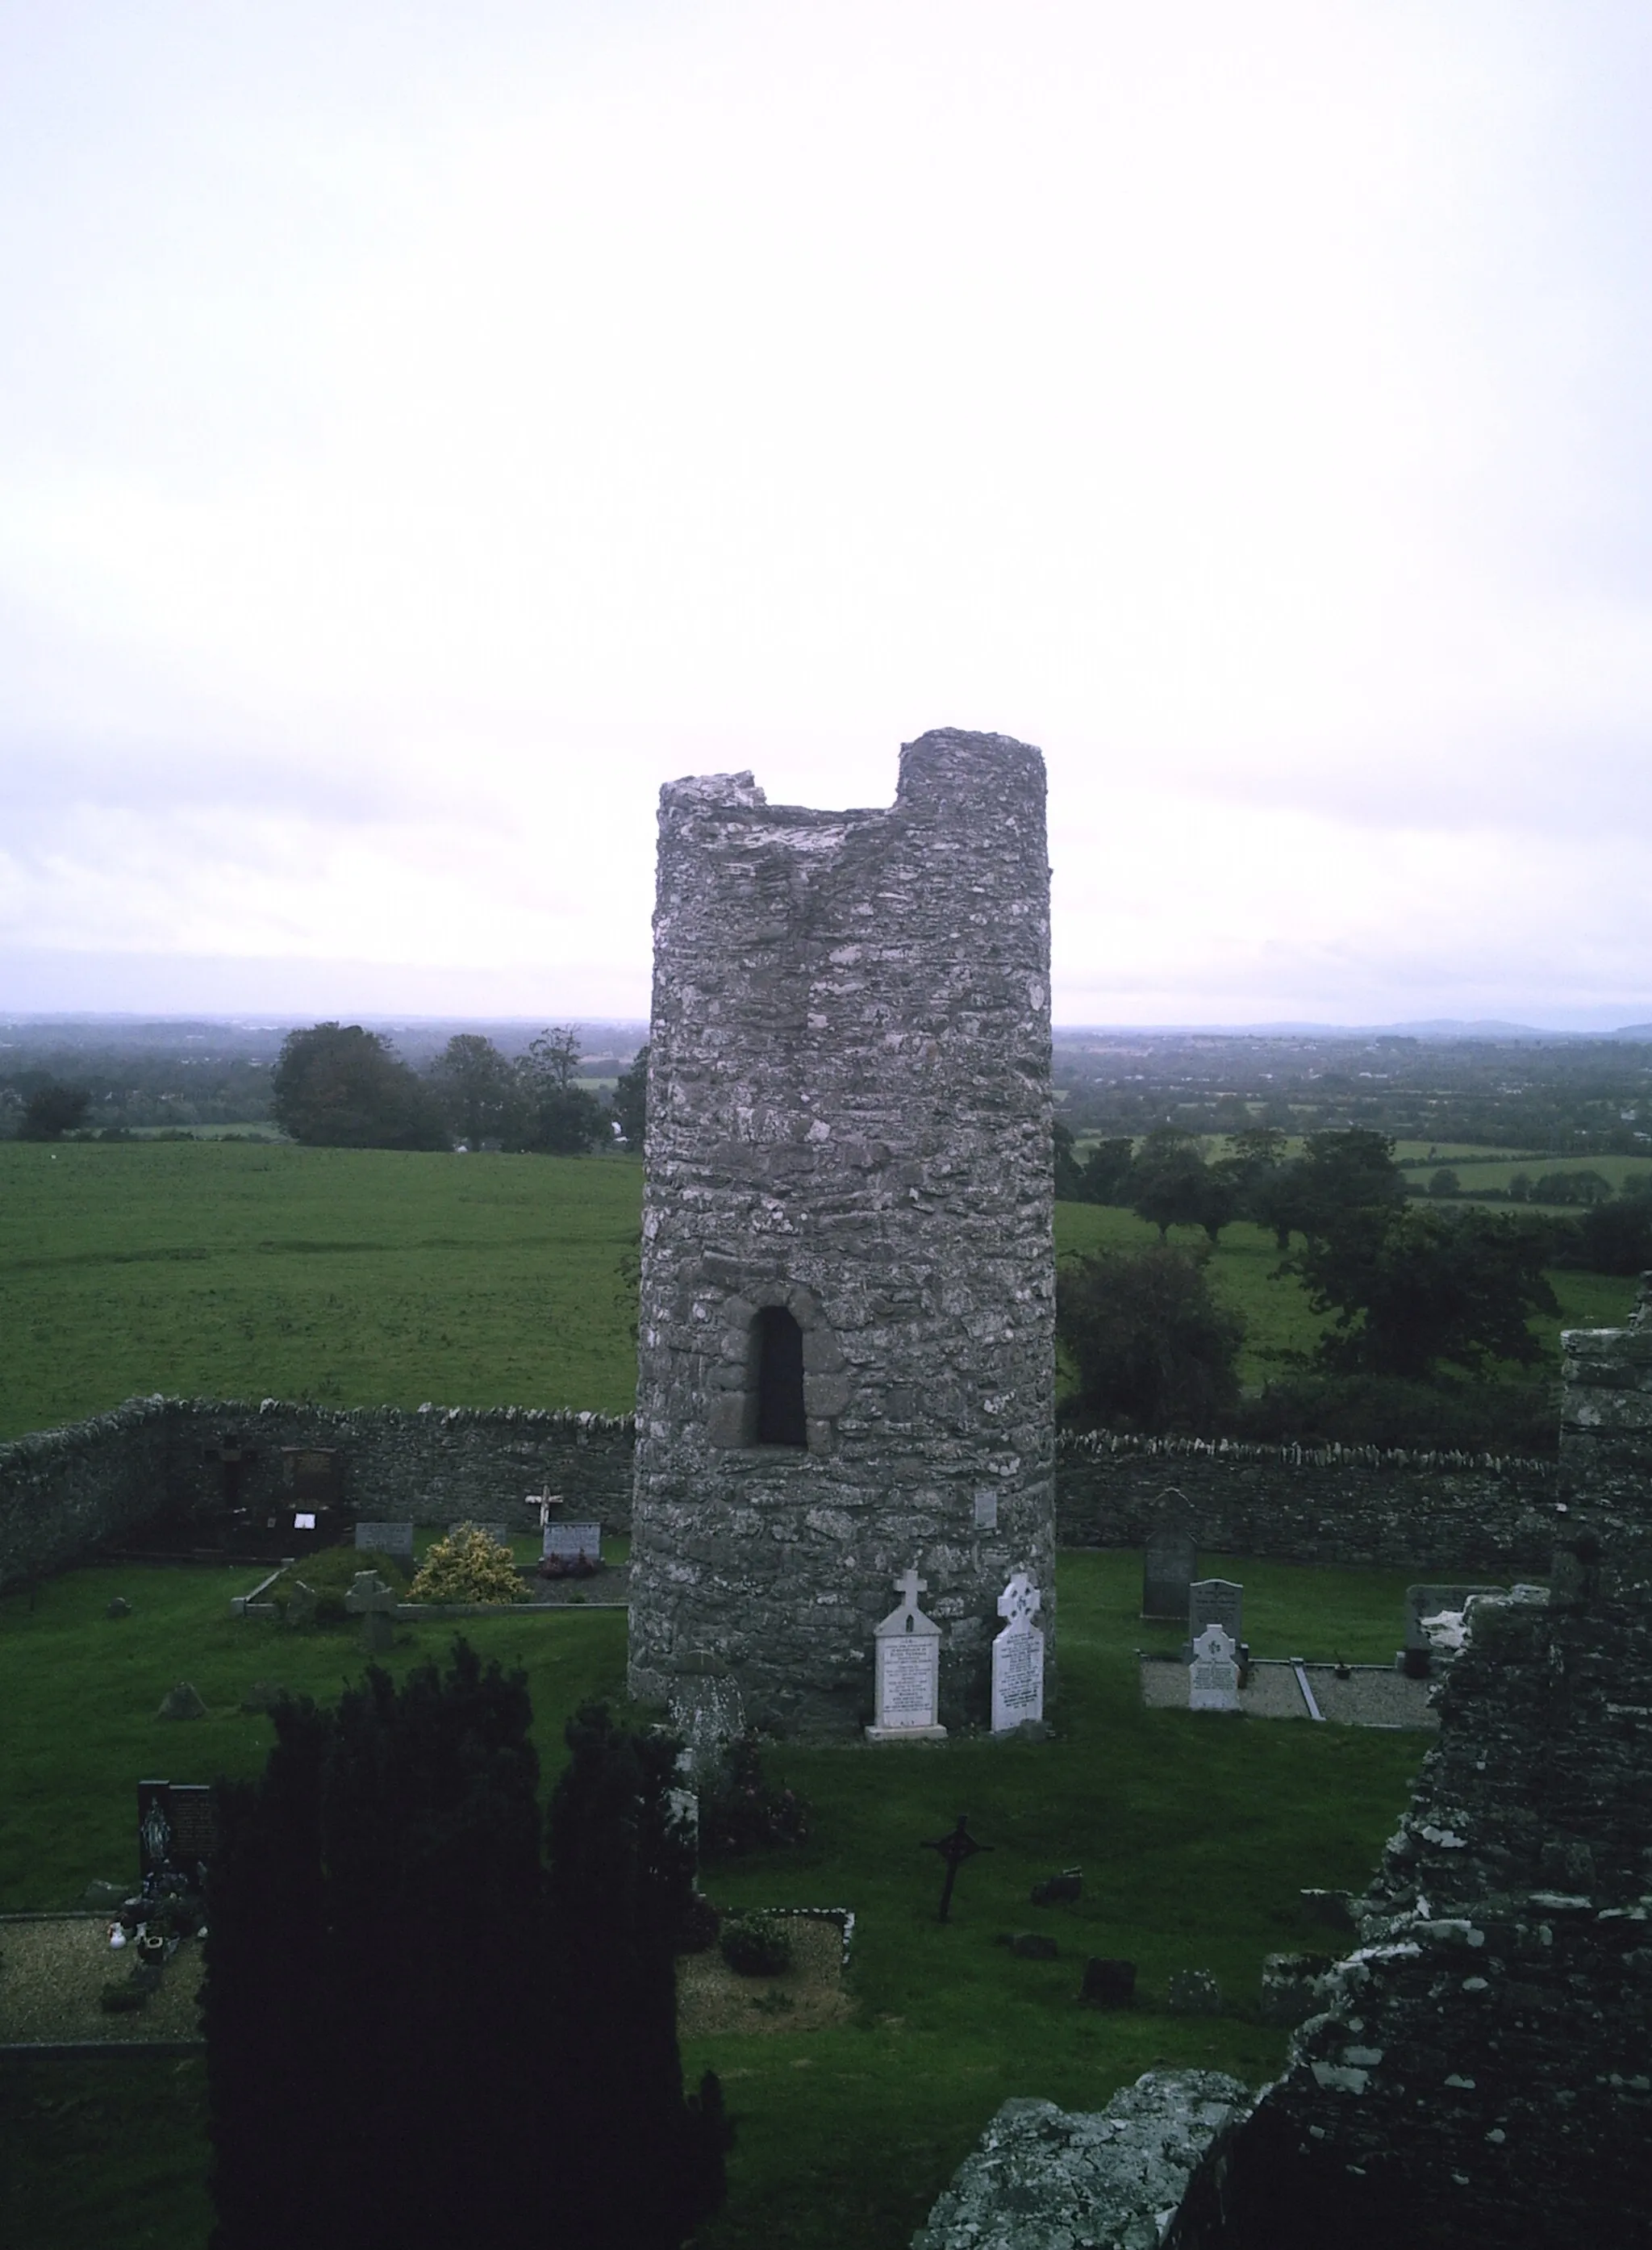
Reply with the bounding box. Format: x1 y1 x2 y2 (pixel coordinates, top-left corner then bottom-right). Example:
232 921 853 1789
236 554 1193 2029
627 728 1055 1731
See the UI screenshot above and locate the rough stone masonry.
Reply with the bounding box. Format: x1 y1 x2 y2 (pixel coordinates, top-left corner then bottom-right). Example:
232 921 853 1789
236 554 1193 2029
627 728 1056 1730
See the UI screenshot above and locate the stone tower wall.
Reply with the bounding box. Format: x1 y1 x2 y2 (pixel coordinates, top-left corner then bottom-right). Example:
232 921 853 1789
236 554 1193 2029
628 728 1055 1730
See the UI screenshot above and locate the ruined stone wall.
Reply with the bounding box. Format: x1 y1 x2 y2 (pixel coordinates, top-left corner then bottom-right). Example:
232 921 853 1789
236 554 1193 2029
0 1397 635 1583
1057 1432 1562 1575
628 729 1056 1730
1176 1300 1652 2250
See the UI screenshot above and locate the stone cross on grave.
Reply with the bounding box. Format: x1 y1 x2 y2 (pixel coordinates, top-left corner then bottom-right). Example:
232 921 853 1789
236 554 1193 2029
894 1567 928 1612
344 1571 398 1655
997 1573 1041 1631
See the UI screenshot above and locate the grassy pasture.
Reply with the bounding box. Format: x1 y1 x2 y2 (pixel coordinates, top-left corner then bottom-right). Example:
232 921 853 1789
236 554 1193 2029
2 1143 1637 1444
0 1548 1425 2249
0 1141 643 1439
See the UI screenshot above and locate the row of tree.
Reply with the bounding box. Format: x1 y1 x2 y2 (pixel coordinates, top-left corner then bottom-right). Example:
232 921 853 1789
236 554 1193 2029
268 1025 650 1154
1056 1125 1587 1451
1056 1119 1652 1278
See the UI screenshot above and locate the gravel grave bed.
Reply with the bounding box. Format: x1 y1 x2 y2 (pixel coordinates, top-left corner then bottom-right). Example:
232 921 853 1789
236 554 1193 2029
0 1916 205 2046
1139 1656 1437 1727
676 1915 851 2037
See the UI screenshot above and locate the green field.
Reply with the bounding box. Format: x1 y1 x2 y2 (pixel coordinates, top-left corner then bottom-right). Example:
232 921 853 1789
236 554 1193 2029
0 1141 644 1439
2 1143 1638 1443
0 1548 1425 2249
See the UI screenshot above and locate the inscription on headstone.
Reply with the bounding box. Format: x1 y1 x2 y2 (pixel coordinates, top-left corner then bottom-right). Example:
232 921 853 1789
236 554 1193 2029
1188 1624 1241 1713
1187 1578 1243 1659
1141 1489 1197 1620
868 1567 946 1740
991 1572 1045 1733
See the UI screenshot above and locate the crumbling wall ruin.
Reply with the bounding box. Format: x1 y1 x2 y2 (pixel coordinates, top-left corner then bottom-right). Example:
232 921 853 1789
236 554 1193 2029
628 729 1056 1730
1172 1290 1652 2250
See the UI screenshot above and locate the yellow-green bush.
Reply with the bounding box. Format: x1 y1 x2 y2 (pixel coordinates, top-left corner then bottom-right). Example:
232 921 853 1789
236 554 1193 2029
408 1524 527 1605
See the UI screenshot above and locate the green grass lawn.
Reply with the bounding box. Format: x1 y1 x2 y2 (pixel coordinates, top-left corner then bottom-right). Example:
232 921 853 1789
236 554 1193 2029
0 1141 644 1438
1 1547 1426 2248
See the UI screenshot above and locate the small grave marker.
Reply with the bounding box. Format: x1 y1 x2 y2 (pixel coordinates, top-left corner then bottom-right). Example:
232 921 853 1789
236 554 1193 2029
991 1572 1045 1734
1185 1578 1243 1660
355 1521 415 1563
344 1570 398 1655
1188 1624 1241 1713
867 1567 946 1740
922 1814 991 1922
1402 1583 1504 1673
542 1522 603 1566
1141 1489 1196 1620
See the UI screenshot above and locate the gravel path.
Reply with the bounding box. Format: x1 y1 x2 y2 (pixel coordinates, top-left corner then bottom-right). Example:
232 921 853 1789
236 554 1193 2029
1139 1655 1437 1728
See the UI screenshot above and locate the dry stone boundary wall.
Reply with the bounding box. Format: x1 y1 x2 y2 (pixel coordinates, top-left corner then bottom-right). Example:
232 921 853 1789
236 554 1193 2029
0 1396 632 1585
0 1407 1577 1590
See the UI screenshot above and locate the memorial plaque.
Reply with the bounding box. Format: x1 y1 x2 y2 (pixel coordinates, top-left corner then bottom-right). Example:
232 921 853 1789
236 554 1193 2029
282 1447 340 1501
868 1567 946 1739
973 1488 999 1530
1188 1624 1241 1713
1142 1489 1196 1620
542 1522 603 1564
1187 1578 1243 1659
991 1572 1045 1733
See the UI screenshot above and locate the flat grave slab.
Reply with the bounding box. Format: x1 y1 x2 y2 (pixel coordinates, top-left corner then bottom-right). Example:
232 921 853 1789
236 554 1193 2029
1139 1657 1438 1728
0 1917 204 2048
674 1912 852 2037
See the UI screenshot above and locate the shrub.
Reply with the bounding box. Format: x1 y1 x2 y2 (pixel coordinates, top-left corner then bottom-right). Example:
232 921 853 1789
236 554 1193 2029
719 1913 793 1977
409 1525 528 1605
698 1734 811 1860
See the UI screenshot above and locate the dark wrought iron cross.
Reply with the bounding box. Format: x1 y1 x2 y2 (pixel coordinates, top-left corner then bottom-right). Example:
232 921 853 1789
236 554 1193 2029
922 1814 991 1922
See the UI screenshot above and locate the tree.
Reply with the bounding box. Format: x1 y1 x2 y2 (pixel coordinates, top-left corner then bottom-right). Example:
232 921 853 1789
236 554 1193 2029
1250 1127 1406 1250
613 1043 649 1151
271 1023 449 1150
1128 1127 1237 1242
1286 1204 1559 1382
426 1033 515 1146
19 1079 90 1139
1429 1167 1461 1197
1056 1242 1245 1434
1078 1137 1137 1206
515 1026 607 1155
1053 1119 1086 1200
1573 1194 1652 1276
204 1652 728 2250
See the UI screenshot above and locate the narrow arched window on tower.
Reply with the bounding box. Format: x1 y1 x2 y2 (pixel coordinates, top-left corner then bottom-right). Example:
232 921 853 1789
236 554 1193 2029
753 1306 807 1447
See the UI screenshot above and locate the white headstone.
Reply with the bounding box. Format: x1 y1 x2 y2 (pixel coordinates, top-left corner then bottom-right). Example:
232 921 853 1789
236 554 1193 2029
1188 1623 1241 1713
991 1572 1045 1734
866 1567 947 1740
973 1488 999 1530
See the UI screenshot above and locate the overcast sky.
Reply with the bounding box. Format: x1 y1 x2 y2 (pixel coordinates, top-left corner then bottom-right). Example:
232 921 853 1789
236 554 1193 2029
2 1 1650 1029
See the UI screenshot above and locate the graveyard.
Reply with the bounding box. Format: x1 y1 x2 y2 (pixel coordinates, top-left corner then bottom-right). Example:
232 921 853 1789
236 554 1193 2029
0 1537 1430 2248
